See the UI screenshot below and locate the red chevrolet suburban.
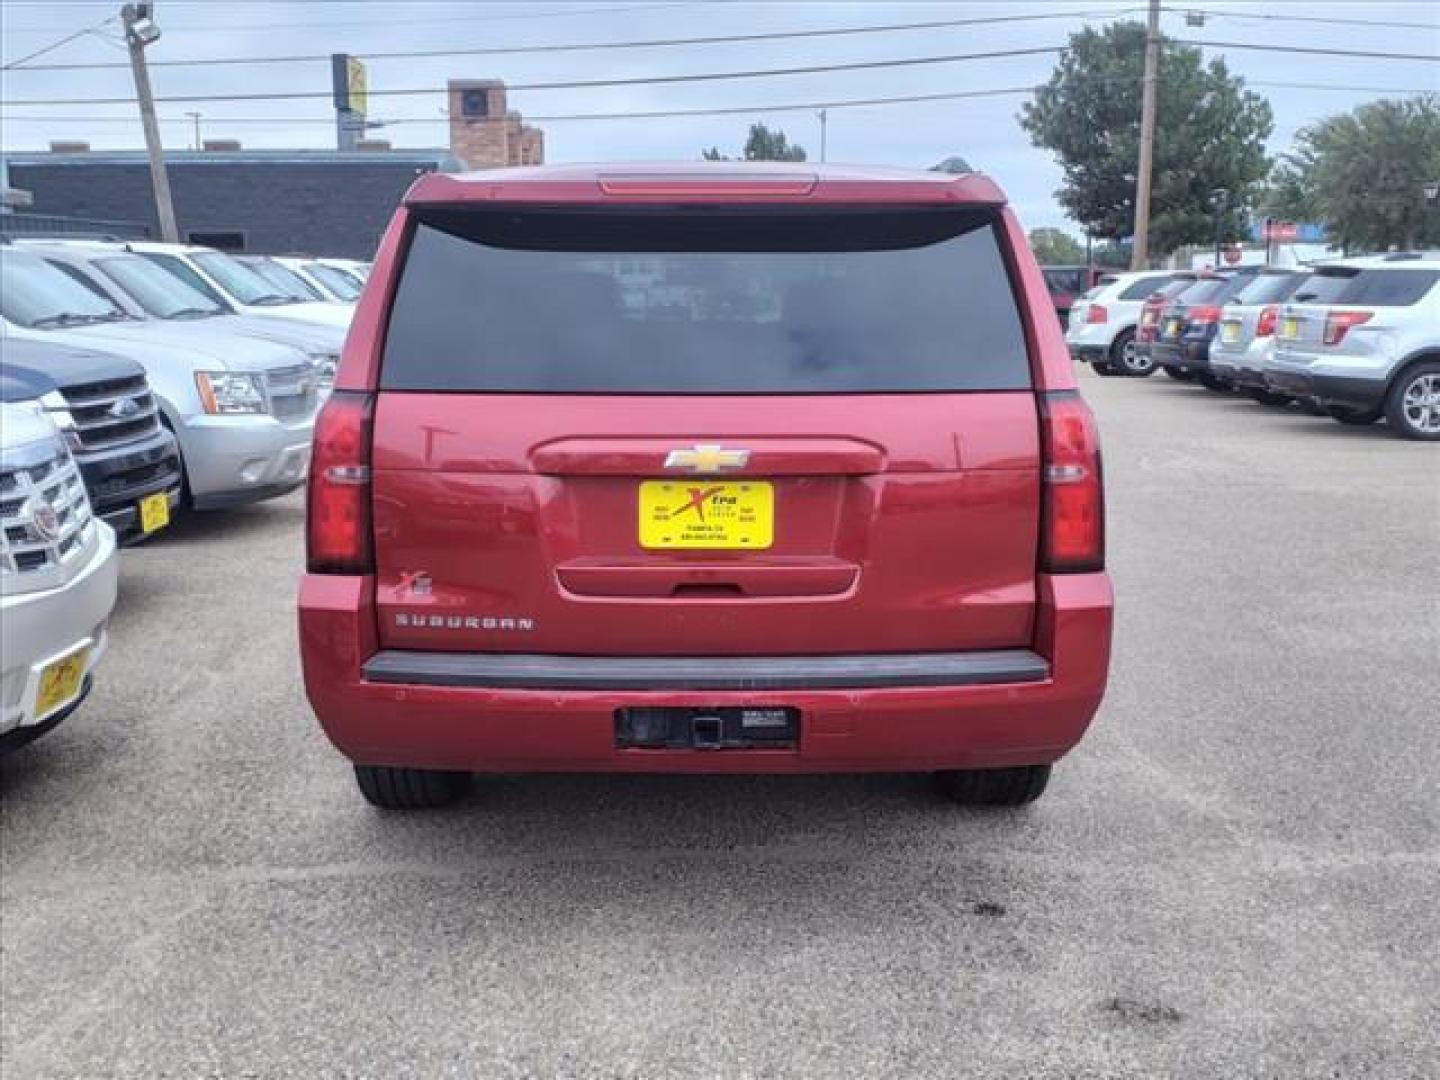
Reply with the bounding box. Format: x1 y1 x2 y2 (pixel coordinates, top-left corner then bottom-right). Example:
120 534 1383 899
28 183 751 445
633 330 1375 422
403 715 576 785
299 163 1113 810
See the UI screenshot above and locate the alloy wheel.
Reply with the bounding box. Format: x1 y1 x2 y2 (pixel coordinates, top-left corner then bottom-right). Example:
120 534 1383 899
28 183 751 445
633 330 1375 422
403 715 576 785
1121 338 1154 376
1401 373 1440 435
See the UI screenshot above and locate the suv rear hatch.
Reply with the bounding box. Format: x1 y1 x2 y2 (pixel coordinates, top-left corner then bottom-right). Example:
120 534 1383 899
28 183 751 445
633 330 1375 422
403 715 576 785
1280 265 1440 358
367 204 1043 657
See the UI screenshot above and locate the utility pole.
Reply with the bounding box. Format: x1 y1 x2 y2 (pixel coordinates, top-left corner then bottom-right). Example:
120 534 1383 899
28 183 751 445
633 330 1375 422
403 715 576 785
185 110 201 151
817 109 828 163
122 3 178 242
1130 0 1161 270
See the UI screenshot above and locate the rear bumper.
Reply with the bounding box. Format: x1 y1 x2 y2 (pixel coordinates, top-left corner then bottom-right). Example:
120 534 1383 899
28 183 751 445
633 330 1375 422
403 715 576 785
298 573 1113 773
1265 370 1388 413
1152 339 1212 373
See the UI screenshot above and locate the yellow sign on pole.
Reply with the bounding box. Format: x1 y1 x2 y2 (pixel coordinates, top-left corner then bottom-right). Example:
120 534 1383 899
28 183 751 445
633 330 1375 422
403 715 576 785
347 56 367 119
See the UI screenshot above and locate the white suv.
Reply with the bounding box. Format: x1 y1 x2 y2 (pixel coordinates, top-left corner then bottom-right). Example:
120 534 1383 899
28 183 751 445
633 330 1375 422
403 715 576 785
1267 254 1440 440
1065 271 1177 377
1 401 118 752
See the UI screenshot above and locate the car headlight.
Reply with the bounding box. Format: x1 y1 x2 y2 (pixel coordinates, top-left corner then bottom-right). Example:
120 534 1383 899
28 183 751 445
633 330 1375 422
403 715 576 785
195 371 268 415
309 352 338 388
37 389 83 451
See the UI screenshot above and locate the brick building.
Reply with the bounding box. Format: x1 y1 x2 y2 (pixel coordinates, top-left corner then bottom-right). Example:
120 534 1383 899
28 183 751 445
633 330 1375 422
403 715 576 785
447 80 545 169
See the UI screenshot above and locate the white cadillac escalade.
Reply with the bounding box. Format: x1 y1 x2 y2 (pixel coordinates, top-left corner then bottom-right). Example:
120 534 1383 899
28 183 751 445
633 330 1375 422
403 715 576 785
1 400 118 752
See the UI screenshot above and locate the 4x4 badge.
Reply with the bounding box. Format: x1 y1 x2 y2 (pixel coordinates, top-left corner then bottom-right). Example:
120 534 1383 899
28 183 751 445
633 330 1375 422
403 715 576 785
663 444 750 473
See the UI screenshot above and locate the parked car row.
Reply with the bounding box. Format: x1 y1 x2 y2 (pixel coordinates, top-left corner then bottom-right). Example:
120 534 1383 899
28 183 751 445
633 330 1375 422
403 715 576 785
0 239 371 754
1065 255 1440 440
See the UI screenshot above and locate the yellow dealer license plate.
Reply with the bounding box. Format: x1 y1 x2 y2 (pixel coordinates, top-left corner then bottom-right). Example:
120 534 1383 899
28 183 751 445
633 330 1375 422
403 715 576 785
139 491 170 534
639 480 773 550
36 647 89 720
1282 317 1299 339
1165 319 1182 338
1221 321 1242 343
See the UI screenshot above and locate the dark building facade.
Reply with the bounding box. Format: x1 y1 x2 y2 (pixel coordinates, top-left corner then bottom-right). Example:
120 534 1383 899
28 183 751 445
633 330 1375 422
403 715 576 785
4 147 460 259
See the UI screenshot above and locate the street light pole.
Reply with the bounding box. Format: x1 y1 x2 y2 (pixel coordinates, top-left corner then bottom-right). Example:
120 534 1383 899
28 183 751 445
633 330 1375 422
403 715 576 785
1130 0 1161 270
185 110 201 151
1211 187 1229 267
817 109 828 163
121 2 179 242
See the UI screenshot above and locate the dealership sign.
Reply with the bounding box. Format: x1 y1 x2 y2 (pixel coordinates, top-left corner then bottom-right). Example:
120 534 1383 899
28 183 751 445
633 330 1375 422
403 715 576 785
1252 218 1326 243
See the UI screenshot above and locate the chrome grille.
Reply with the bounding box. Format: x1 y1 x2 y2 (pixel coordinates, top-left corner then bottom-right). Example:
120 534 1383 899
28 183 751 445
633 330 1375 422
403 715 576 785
61 374 161 452
0 439 93 578
266 361 320 422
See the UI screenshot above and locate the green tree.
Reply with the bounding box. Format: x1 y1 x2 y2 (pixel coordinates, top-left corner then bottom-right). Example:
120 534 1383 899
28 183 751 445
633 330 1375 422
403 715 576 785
702 123 808 162
1020 22 1273 255
1266 96 1440 252
1028 227 1086 264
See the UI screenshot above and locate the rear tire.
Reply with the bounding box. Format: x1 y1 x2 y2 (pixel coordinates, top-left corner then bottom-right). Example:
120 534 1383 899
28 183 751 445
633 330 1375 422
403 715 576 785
935 764 1051 807
1383 361 1440 441
1163 366 1194 382
1198 374 1232 393
1091 358 1120 376
354 765 470 809
1112 330 1155 377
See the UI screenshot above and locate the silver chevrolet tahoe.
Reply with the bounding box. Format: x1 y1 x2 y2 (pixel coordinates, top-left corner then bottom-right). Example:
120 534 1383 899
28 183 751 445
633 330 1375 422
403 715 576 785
0 248 320 507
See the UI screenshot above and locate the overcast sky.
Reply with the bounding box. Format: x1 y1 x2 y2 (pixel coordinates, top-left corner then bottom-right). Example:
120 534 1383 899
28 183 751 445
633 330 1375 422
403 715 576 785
2 0 1437 231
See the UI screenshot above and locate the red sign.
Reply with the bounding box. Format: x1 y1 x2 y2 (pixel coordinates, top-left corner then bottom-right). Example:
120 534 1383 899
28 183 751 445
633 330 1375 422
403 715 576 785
1263 219 1298 242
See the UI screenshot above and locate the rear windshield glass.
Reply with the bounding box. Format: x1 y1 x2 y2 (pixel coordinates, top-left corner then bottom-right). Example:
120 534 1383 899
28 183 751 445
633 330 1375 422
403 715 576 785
1292 269 1358 304
381 209 1032 394
1336 268 1439 307
1153 278 1194 301
1118 275 1173 301
1234 273 1302 305
1042 267 1086 295
1176 278 1229 304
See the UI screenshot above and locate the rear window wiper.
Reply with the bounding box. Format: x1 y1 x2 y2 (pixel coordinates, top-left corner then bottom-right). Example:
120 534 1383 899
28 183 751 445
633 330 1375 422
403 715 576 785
249 294 297 306
166 307 220 320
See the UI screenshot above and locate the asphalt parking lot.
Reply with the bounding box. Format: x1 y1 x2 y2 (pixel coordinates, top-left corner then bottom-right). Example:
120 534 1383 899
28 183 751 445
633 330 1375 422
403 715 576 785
2 371 1437 1079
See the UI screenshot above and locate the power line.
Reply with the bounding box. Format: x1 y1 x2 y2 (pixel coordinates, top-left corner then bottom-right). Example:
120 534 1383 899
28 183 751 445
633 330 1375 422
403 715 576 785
0 2 694 36
0 45 1070 107
4 75 1429 131
1171 7 1440 32
1 9 1135 73
1180 39 1440 63
0 14 117 71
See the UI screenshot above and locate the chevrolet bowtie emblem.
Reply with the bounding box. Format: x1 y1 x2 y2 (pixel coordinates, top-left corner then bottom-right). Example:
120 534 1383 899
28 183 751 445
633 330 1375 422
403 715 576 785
663 444 750 473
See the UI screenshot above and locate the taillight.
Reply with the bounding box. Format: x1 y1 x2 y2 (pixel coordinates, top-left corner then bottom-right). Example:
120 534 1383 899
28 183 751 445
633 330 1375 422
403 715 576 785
1086 304 1108 324
1039 392 1104 574
1323 310 1373 346
1255 305 1279 338
1140 307 1158 326
306 390 375 574
1187 305 1221 325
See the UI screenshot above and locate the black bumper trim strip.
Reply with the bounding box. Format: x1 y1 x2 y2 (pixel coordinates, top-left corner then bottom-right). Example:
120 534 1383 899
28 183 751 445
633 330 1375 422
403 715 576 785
362 649 1050 691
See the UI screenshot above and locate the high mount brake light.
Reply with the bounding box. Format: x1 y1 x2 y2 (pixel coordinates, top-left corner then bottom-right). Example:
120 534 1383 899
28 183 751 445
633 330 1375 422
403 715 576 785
306 391 375 574
1323 310 1373 346
1039 392 1104 574
598 173 817 197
